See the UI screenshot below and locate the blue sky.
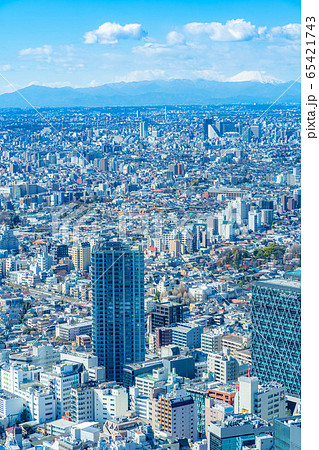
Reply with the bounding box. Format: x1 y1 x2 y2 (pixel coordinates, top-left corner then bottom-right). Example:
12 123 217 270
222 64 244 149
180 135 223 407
0 0 301 93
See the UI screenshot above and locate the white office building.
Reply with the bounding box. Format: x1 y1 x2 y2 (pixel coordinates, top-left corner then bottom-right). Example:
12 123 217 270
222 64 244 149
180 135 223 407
135 367 168 397
0 390 24 424
94 384 128 424
201 331 223 353
207 351 239 383
0 365 55 424
234 376 286 422
40 363 80 419
248 211 261 232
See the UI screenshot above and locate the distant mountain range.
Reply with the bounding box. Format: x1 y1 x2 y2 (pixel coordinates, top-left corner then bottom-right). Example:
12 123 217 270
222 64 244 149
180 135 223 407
0 79 301 108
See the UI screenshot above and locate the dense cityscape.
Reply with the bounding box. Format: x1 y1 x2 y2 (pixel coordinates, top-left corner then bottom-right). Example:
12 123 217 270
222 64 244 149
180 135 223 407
0 104 301 450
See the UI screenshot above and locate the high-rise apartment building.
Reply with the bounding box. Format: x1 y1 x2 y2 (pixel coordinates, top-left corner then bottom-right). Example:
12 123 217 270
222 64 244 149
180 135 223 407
207 216 219 237
248 211 261 232
261 209 274 226
251 124 262 140
203 118 213 140
169 239 181 257
139 120 148 139
0 226 19 251
251 279 301 398
91 240 145 382
71 241 91 272
98 158 108 172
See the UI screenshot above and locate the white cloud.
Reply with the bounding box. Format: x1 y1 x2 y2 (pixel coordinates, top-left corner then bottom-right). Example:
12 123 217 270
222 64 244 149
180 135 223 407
83 22 147 44
166 31 185 45
27 80 73 88
0 64 11 72
227 70 283 83
190 69 226 81
19 45 52 58
113 69 166 83
87 80 102 87
26 80 106 89
184 19 263 42
18 44 87 71
269 23 301 40
132 42 172 56
183 19 300 43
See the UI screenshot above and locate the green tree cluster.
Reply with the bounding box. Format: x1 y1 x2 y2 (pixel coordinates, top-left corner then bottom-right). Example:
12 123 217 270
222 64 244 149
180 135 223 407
253 243 285 261
220 246 250 268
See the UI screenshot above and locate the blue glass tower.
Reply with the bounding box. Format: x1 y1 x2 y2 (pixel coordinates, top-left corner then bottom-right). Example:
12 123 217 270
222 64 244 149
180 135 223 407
91 240 145 382
251 279 301 398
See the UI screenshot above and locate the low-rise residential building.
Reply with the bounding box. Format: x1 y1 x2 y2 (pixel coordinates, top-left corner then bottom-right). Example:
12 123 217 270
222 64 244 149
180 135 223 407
56 320 92 341
207 384 237 406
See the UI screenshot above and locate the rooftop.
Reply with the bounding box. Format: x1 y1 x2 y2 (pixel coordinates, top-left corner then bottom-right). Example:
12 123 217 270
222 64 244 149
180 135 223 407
47 418 76 429
275 415 301 428
218 414 269 428
223 334 246 344
0 389 20 400
254 278 301 292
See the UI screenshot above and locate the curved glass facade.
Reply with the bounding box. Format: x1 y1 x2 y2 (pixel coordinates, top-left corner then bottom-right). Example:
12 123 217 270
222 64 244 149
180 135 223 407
251 280 301 398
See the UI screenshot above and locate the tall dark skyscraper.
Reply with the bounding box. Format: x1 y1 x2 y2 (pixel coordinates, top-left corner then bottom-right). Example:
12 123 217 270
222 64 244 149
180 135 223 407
91 240 145 382
251 279 301 398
